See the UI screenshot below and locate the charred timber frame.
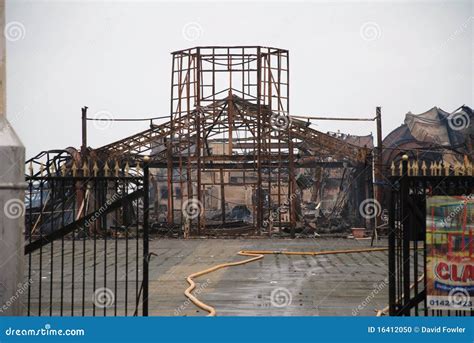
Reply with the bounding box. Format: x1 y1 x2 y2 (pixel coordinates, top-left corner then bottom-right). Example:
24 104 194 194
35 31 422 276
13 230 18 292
90 46 371 236
168 46 292 236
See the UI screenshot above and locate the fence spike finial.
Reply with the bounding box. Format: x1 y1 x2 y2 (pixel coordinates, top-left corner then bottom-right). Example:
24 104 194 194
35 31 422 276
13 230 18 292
61 163 67 177
421 160 427 176
444 162 450 176
71 162 78 177
413 160 419 176
429 161 434 176
463 157 469 175
467 160 473 176
114 161 120 177
93 161 99 177
135 162 142 174
82 161 89 176
436 161 442 176
398 160 403 176
29 161 33 177
104 161 110 177
390 161 395 176
125 161 130 176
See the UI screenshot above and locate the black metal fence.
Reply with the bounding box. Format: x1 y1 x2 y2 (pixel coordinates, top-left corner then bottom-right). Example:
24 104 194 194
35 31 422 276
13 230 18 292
24 161 149 316
388 157 473 316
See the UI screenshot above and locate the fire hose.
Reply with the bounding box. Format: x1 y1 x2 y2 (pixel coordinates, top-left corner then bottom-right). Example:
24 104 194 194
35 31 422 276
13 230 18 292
184 247 389 316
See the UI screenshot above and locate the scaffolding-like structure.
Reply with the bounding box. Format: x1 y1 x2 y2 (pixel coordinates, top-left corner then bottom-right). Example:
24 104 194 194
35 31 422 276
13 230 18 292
170 46 289 119
166 46 292 234
27 46 373 238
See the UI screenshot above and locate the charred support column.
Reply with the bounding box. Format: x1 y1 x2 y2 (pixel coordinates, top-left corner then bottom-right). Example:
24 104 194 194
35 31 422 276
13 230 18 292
196 48 203 235
366 154 374 231
0 0 26 316
220 168 225 225
142 157 150 316
167 57 175 227
288 138 296 238
227 91 233 156
81 106 88 158
166 142 174 226
256 47 263 233
356 165 366 227
78 107 88 228
374 107 383 228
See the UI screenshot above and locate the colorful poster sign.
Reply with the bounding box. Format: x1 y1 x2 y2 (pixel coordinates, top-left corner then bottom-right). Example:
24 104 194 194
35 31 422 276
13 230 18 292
426 195 473 310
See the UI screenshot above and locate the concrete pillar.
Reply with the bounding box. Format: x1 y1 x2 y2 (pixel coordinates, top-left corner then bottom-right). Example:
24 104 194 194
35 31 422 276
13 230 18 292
0 0 26 316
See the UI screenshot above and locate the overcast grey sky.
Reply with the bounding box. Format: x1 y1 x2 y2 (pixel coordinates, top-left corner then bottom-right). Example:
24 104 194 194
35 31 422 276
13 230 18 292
5 0 473 158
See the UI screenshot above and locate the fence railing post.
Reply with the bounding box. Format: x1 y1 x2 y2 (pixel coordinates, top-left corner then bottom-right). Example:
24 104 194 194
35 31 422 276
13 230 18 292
142 156 150 316
400 154 411 316
388 183 396 316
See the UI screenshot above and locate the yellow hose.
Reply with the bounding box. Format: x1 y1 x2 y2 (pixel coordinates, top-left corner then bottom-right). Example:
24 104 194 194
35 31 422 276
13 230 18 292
240 247 388 256
184 247 388 316
184 251 264 316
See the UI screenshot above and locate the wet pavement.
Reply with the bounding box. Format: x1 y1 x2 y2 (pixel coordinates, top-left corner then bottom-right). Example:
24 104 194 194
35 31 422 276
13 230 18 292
24 237 390 316
147 238 389 316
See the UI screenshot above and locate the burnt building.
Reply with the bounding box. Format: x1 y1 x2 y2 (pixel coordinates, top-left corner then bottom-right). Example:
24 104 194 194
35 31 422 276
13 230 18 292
26 46 378 238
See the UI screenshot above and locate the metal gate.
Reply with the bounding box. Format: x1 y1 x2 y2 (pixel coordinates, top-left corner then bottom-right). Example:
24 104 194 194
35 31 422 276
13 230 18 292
388 156 473 316
24 156 150 316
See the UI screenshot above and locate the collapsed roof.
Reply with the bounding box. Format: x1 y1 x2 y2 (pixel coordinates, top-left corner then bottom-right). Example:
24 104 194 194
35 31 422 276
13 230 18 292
382 105 473 168
96 94 370 166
